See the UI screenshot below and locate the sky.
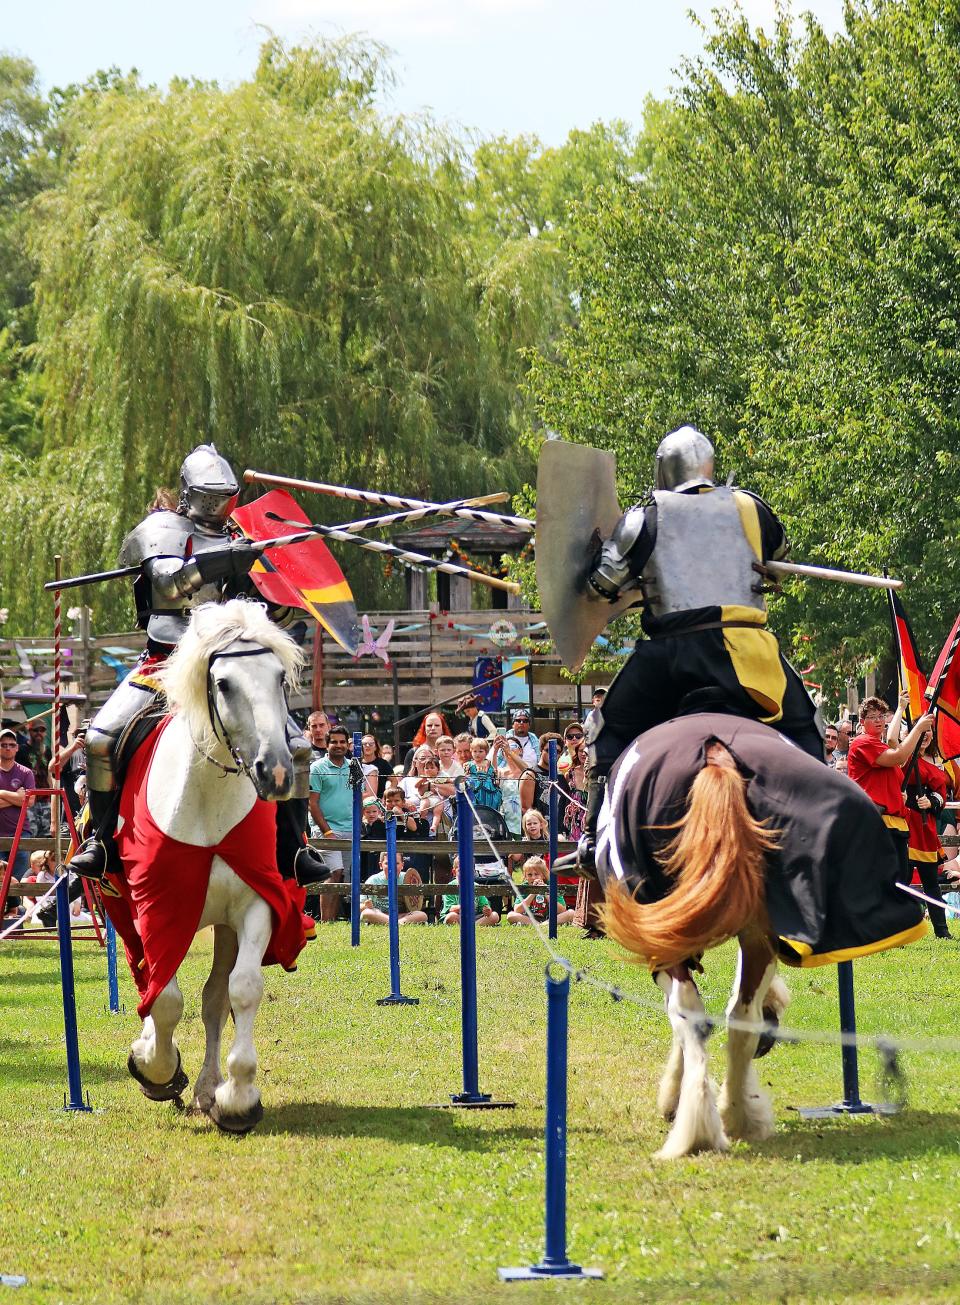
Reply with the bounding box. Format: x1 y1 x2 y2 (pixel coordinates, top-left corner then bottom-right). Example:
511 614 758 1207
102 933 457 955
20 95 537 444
4 0 847 145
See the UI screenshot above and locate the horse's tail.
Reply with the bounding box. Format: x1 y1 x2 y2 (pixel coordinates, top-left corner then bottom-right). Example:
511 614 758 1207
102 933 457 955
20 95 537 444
599 754 777 970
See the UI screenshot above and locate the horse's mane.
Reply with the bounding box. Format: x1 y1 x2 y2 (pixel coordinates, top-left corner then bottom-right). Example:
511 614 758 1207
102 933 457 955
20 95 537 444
160 600 303 750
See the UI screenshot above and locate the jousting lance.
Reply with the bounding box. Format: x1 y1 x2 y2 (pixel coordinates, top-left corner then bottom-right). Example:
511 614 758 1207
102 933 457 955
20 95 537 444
243 469 535 532
263 514 520 594
45 514 525 594
758 560 904 590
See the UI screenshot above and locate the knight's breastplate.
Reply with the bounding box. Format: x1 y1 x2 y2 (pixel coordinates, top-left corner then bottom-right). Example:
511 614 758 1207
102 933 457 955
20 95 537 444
119 512 228 644
642 488 765 618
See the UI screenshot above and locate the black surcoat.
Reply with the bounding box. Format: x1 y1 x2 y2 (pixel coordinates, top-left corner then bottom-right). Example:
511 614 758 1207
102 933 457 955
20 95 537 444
595 712 927 966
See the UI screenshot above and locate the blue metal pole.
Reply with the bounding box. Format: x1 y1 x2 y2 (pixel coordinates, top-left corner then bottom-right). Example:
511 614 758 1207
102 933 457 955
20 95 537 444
499 964 601 1281
797 959 875 1118
427 783 513 1109
350 729 362 947
105 916 121 1014
548 739 559 939
377 815 418 1007
452 786 487 1102
838 960 865 1109
56 876 92 1112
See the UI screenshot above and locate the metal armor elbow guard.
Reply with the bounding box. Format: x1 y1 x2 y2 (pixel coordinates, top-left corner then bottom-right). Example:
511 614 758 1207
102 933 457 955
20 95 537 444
147 556 207 600
587 506 647 602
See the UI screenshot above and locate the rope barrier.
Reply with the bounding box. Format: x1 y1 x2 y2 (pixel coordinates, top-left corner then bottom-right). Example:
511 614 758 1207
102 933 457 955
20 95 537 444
458 788 957 1085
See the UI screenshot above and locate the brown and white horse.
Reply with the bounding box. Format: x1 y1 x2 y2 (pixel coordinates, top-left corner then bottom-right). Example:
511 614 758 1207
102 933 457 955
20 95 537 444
602 742 788 1158
596 715 926 1159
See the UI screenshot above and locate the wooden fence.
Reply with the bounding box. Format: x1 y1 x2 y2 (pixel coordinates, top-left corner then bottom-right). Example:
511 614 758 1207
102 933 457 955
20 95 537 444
0 608 616 723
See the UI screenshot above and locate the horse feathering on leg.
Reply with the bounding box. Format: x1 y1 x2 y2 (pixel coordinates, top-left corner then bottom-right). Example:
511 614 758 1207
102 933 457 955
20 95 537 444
600 741 787 1159
597 711 928 1159
107 600 308 1134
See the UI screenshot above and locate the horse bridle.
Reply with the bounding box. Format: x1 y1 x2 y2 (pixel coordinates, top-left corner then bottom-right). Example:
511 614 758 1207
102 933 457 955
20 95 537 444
202 646 287 778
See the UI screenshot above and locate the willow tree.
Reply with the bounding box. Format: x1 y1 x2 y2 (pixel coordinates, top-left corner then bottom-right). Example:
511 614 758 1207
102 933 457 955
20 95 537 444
8 37 548 631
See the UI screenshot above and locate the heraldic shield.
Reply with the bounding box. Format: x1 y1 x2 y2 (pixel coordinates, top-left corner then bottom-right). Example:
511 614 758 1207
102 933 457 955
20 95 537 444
536 440 636 672
233 489 361 655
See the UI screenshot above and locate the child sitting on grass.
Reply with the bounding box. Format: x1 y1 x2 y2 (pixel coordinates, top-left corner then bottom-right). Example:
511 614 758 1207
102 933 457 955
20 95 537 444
506 855 575 926
359 851 427 926
440 853 500 927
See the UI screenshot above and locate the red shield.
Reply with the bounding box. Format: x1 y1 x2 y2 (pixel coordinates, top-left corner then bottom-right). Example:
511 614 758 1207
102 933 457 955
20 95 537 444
232 490 361 654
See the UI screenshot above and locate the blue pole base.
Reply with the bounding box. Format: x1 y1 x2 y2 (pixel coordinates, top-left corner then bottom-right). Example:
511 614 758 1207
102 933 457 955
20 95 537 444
499 1263 603 1281
426 1093 516 1109
797 1101 879 1118
63 1090 93 1114
376 994 419 1006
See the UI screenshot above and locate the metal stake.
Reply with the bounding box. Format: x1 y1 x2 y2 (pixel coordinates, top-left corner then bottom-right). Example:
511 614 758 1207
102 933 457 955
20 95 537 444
377 816 418 1006
500 965 602 1281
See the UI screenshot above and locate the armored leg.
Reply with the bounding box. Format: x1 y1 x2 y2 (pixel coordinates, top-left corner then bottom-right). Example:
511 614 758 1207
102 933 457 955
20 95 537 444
70 672 160 881
274 721 331 887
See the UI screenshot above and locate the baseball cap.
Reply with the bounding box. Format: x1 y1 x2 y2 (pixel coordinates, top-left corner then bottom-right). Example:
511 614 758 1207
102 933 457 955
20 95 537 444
0 729 17 742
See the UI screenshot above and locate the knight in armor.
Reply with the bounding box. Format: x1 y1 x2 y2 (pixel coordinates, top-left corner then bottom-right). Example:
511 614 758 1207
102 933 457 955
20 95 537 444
70 444 330 889
568 424 823 871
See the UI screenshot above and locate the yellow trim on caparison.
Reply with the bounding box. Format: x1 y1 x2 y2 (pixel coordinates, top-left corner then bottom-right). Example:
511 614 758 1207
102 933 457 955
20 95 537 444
778 918 930 968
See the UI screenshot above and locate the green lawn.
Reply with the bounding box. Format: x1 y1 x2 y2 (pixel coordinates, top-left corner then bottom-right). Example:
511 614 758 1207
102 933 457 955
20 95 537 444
3 922 960 1304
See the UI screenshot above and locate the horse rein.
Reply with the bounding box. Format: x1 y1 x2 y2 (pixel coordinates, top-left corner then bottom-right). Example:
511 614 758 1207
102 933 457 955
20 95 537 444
201 647 286 778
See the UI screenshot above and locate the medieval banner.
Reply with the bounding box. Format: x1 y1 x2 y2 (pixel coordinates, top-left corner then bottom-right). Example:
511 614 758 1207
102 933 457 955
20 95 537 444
232 489 361 655
927 611 960 762
889 589 927 726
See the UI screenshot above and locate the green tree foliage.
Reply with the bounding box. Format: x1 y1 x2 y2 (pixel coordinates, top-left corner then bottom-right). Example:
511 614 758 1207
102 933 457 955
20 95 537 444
530 0 960 699
6 36 612 631
0 53 52 339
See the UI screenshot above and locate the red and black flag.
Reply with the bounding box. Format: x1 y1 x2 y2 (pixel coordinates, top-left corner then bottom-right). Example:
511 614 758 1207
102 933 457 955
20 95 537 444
888 588 928 727
232 489 361 655
927 612 960 763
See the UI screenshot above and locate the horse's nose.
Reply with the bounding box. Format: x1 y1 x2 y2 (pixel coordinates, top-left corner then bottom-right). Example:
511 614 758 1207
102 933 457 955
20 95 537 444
254 755 291 799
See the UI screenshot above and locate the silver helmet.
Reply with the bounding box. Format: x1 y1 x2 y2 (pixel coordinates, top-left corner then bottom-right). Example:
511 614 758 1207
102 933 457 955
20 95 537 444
178 444 240 525
654 425 715 492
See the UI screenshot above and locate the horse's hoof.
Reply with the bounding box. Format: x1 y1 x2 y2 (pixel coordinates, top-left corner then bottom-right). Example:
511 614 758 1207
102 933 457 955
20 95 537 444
127 1050 189 1102
208 1099 264 1135
754 1011 779 1059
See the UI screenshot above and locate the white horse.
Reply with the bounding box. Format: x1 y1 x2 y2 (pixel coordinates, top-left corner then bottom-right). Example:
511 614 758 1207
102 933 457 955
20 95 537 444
117 600 305 1134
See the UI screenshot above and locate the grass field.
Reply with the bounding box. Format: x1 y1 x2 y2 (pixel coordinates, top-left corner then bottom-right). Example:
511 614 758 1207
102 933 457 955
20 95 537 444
3 921 960 1304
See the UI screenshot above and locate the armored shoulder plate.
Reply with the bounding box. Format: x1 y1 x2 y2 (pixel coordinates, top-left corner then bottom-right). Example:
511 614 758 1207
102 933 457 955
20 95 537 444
118 510 229 645
118 511 193 567
643 487 765 617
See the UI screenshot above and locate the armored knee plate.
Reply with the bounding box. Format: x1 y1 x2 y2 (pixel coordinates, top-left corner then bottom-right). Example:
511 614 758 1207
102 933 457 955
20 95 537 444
85 673 164 794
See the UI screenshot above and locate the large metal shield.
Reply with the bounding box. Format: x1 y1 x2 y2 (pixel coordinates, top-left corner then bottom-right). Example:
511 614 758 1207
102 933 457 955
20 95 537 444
536 441 636 672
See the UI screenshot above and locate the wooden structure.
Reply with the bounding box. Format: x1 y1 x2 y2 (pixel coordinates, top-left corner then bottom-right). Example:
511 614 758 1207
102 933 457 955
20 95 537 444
390 519 530 611
0 607 619 731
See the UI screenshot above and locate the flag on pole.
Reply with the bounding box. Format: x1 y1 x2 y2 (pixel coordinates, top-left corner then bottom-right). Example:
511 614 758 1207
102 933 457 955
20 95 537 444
232 489 361 655
926 612 960 762
888 589 928 727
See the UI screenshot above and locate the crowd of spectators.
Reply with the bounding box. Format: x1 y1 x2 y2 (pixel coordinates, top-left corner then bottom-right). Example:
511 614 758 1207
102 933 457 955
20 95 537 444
305 699 598 927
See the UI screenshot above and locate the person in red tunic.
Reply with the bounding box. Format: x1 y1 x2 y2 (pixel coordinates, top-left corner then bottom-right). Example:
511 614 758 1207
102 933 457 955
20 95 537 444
888 692 954 940
847 695 935 889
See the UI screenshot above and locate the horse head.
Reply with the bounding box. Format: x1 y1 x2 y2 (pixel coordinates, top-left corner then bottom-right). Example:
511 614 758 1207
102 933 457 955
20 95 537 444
162 599 304 801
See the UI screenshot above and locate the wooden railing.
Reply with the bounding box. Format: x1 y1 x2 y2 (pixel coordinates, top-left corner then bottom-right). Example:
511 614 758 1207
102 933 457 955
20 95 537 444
0 608 615 719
